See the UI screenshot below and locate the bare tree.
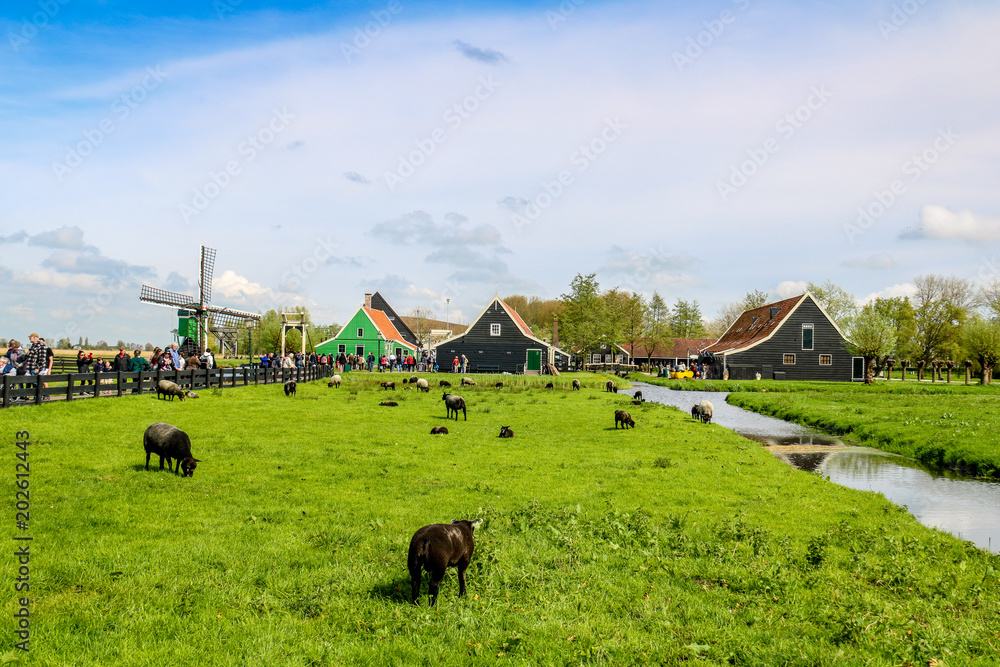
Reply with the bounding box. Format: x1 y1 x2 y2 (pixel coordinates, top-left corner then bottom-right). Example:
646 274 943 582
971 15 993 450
407 306 435 347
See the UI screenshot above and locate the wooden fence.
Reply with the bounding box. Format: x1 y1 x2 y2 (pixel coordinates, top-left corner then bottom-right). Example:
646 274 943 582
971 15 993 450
1 365 333 409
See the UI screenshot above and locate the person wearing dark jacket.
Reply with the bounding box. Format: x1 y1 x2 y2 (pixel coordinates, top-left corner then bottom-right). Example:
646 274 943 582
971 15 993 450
113 347 131 372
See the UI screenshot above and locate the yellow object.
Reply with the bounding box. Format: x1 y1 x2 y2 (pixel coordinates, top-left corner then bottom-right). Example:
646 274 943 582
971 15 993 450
669 371 694 379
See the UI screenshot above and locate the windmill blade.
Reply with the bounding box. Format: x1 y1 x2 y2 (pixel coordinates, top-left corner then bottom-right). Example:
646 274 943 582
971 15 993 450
139 284 199 310
204 304 262 328
199 245 217 307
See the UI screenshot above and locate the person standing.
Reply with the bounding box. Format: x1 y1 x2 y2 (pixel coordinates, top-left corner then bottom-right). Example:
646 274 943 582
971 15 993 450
460 354 468 374
24 334 48 384
168 343 181 369
452 356 460 373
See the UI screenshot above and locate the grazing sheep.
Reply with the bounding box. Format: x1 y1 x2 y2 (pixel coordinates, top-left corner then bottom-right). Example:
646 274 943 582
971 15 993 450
430 426 449 435
614 410 636 429
143 422 200 477
439 380 451 387
284 381 297 396
156 380 186 401
442 393 467 421
408 519 483 606
185 391 199 399
495 382 503 389
461 377 476 386
572 379 580 390
415 378 430 393
380 381 396 390
409 375 420 384
631 400 642 406
633 390 643 402
545 382 554 389
498 425 514 438
380 401 398 407
605 380 618 393
328 374 342 388
693 400 714 424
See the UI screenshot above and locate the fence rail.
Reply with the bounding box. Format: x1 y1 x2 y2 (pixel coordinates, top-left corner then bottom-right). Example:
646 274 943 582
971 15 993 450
1 365 333 409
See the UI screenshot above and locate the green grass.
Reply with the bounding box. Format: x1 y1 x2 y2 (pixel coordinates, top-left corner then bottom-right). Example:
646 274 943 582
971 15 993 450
3 373 1000 665
645 377 1000 477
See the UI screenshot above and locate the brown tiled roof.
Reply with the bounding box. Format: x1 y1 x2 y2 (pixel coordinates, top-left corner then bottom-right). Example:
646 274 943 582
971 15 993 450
702 294 805 354
399 316 468 335
498 298 536 339
624 338 718 359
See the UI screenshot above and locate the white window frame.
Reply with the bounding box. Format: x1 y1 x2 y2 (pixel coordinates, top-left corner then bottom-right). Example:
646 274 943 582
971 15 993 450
357 327 364 338
783 354 796 365
802 324 814 351
490 323 501 336
592 354 601 364
819 354 832 365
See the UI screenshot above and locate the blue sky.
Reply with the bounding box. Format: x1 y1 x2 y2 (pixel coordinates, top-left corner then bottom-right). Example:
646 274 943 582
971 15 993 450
2 0 999 346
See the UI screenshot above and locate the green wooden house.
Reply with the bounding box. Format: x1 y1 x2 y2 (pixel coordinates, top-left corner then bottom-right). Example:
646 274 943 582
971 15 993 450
316 293 418 361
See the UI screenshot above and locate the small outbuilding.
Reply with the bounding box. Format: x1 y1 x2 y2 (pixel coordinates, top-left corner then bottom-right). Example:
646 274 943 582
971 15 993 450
702 292 860 381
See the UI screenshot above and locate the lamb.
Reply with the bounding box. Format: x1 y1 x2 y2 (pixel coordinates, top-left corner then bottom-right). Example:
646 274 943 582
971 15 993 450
498 425 514 438
185 391 199 399
156 380 186 401
439 380 451 387
605 380 618 393
633 390 643 402
430 426 449 434
415 378 430 393
572 379 580 390
143 422 200 477
461 377 476 386
442 393 467 421
614 410 636 429
408 519 483 606
545 382 554 389
328 374 342 388
284 381 297 396
409 375 420 384
380 401 398 407
693 400 714 424
495 382 503 389
380 381 396 390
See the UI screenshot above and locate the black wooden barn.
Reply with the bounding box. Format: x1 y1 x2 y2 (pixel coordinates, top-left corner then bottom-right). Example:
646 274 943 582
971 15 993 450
431 296 570 374
702 293 861 381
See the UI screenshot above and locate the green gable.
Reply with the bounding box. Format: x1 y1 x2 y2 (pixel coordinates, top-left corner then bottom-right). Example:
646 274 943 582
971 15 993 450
315 308 416 359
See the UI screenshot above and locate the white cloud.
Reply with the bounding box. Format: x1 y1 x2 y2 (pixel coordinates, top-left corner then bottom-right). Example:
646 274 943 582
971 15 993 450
840 254 895 270
900 205 1000 242
860 283 918 304
775 281 808 298
15 271 105 291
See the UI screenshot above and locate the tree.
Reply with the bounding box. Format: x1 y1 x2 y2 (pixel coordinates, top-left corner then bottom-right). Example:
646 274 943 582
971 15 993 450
806 280 858 331
978 279 1000 319
963 318 1000 384
503 294 563 341
559 274 605 355
642 291 669 361
913 274 977 362
618 292 647 360
668 298 705 338
867 296 918 360
407 306 435 346
847 304 896 384
56 338 72 349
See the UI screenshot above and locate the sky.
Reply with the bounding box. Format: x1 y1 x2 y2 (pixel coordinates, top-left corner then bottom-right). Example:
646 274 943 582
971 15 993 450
2 0 999 346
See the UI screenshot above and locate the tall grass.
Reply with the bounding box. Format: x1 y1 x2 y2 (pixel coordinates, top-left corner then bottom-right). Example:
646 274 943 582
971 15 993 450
2 373 998 665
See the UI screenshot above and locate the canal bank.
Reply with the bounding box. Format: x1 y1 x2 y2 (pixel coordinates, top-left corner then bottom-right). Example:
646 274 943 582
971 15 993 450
634 382 1000 554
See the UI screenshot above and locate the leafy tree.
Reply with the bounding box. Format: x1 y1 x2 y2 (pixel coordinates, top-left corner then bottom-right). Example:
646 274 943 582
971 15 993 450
668 298 705 338
847 304 896 384
806 280 858 331
641 291 669 361
913 274 977 362
867 296 918 359
57 338 72 349
559 273 605 356
618 292 647 360
978 279 1000 320
503 294 563 341
963 318 1000 384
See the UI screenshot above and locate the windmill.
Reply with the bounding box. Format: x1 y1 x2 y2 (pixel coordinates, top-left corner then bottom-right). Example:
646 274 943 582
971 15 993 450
139 246 262 357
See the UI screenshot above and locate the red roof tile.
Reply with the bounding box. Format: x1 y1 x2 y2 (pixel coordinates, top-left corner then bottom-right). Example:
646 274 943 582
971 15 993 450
364 307 418 351
702 294 805 354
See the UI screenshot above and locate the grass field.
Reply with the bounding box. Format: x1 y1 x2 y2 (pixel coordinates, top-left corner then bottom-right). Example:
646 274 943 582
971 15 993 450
647 377 1000 477
3 373 1000 665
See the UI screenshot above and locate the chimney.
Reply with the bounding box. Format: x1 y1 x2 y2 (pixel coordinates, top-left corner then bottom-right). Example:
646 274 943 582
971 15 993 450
364 293 372 309
769 306 780 320
552 314 559 348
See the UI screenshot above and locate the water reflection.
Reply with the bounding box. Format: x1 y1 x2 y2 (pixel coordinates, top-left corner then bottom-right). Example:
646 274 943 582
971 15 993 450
633 381 1000 553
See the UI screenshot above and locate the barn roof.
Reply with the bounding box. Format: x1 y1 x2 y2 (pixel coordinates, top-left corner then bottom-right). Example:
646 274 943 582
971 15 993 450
624 337 718 359
702 294 806 355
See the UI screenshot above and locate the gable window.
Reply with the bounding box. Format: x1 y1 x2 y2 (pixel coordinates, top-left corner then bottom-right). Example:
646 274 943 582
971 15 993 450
490 323 501 336
784 354 796 365
357 327 364 338
819 354 832 365
802 324 814 350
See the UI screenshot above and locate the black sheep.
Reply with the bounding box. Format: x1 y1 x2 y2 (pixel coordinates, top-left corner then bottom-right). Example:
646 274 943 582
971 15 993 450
442 393 467 421
143 422 200 477
614 410 635 429
284 381 297 396
498 425 514 438
408 519 482 606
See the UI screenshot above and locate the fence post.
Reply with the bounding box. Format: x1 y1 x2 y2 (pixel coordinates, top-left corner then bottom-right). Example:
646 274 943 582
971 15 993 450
2 375 9 408
34 375 43 405
67 374 74 401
